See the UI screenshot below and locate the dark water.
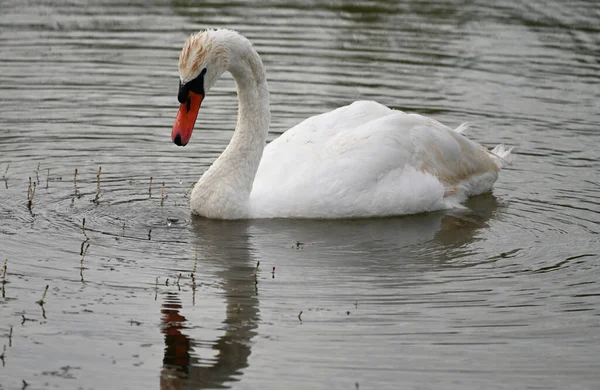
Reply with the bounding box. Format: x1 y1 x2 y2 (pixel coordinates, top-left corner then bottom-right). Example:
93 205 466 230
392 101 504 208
1 0 599 389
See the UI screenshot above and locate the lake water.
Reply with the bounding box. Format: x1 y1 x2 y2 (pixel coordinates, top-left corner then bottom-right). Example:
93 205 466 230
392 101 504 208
0 0 599 389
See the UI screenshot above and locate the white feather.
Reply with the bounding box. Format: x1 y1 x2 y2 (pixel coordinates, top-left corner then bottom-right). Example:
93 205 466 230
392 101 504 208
490 144 514 169
453 123 469 134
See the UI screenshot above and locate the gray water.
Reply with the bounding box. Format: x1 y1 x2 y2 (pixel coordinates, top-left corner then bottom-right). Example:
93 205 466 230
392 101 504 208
1 0 599 389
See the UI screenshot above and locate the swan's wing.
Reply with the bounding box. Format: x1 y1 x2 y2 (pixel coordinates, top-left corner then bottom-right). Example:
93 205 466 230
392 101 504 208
250 101 502 218
409 117 501 186
273 100 394 143
255 100 397 183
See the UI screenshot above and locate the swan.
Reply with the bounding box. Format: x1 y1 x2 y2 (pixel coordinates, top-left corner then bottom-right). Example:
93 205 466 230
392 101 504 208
171 29 512 219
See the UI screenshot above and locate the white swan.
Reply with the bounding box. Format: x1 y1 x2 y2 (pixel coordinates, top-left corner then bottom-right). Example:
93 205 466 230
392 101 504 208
171 29 512 219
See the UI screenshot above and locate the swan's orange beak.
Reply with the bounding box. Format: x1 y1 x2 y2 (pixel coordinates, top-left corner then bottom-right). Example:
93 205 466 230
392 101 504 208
172 91 203 146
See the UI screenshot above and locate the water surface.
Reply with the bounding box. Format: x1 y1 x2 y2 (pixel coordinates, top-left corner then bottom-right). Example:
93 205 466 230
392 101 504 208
0 0 599 389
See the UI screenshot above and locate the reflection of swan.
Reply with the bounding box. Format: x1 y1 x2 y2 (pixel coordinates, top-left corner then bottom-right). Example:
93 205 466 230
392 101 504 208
434 193 502 248
248 193 502 263
171 29 512 219
160 220 259 389
158 195 501 388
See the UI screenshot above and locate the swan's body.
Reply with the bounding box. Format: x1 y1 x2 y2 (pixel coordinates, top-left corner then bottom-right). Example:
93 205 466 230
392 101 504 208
172 30 512 219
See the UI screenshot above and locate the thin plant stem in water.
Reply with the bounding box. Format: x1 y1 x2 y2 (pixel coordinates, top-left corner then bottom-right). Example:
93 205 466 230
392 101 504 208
27 179 36 211
94 166 102 203
161 182 165 207
191 275 196 306
2 164 8 189
46 168 50 189
1 258 6 283
154 277 158 301
184 182 194 198
37 284 49 306
73 168 78 195
31 182 36 207
1 259 6 299
35 162 40 185
80 243 90 282
81 218 89 241
253 262 260 295
193 244 199 274
191 244 199 306
253 261 260 285
148 176 153 198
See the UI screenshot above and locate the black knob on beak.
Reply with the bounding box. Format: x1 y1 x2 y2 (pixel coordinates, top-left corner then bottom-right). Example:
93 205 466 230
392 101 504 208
178 81 189 104
173 133 183 146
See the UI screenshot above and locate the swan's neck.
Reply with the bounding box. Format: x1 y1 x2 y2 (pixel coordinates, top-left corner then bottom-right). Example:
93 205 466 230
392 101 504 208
191 39 270 219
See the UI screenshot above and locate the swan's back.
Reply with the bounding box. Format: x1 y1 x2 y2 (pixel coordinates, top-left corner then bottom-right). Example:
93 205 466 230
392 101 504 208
249 101 509 218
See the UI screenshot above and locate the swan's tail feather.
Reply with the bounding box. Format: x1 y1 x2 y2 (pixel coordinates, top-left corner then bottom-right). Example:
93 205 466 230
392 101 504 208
453 123 469 134
490 144 514 169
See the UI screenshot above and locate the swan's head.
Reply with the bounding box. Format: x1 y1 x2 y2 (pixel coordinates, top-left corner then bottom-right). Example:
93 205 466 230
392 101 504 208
172 30 231 146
